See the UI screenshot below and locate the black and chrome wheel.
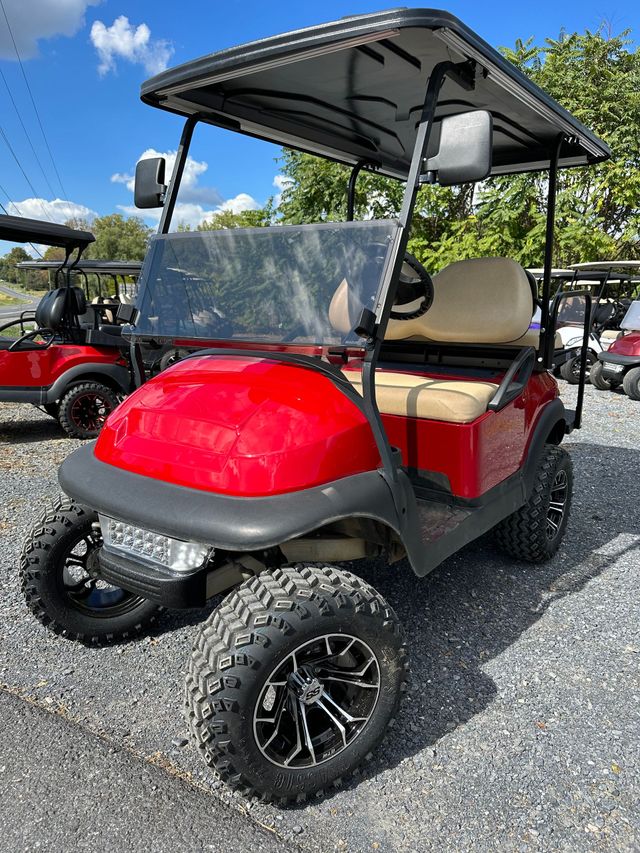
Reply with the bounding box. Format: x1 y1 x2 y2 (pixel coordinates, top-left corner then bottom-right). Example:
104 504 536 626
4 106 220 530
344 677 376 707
559 352 594 384
20 496 161 644
58 381 120 439
494 444 573 562
186 565 407 802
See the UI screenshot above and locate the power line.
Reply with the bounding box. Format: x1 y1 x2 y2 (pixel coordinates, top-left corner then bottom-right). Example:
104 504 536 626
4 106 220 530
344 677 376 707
0 66 57 198
0 0 68 199
0 181 44 257
0 122 55 222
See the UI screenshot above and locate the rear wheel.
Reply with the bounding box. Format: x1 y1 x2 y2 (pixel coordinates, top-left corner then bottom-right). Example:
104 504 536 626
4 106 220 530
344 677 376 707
495 444 572 563
58 381 119 438
560 352 594 384
622 366 640 401
185 565 407 802
589 361 613 391
20 496 160 644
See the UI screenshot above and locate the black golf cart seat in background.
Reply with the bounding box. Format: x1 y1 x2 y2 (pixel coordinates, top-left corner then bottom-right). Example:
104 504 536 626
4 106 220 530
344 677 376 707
341 257 536 423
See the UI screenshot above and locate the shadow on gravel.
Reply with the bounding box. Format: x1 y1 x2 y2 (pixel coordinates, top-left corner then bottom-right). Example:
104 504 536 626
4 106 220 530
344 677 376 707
0 414 65 444
282 441 640 805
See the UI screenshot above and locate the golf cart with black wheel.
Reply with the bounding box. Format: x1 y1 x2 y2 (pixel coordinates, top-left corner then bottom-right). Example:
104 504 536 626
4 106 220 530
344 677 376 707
0 217 133 437
20 9 609 802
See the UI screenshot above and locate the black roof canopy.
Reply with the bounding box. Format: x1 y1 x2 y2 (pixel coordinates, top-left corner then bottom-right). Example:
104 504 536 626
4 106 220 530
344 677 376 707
141 8 610 179
0 215 95 249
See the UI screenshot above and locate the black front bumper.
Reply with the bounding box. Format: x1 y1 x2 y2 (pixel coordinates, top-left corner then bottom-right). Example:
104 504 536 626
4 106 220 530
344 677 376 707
97 547 208 608
597 351 639 366
59 443 400 552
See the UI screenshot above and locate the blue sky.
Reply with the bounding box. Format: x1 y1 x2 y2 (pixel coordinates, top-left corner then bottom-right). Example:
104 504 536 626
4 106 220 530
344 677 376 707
1 0 639 254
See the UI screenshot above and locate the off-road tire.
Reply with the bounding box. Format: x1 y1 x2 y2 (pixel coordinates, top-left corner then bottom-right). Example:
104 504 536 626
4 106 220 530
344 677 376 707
494 445 573 562
560 352 594 384
185 565 408 802
589 361 613 391
20 495 161 644
58 381 119 439
622 366 640 401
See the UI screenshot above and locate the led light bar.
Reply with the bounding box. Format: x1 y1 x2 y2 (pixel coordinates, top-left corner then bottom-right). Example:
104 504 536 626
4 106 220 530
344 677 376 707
99 515 210 573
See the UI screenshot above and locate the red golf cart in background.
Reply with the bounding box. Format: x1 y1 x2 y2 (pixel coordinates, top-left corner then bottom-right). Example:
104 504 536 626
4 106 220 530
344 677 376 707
0 217 133 437
591 299 640 399
20 9 609 801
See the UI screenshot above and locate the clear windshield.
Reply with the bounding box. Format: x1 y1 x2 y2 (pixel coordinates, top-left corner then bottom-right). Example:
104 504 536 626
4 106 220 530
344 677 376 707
126 220 399 347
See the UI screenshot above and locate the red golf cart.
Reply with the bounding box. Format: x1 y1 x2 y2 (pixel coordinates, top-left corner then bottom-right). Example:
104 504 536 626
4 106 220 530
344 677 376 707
0 217 133 437
20 9 609 801
591 300 640 399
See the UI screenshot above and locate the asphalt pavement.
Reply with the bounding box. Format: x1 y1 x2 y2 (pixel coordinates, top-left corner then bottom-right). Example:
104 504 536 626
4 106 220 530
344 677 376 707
0 382 638 852
0 283 40 321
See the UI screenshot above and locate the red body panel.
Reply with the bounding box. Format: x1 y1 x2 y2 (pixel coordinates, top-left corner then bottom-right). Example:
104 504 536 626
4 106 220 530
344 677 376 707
382 371 557 498
94 356 381 497
608 332 640 357
95 354 558 501
0 344 122 388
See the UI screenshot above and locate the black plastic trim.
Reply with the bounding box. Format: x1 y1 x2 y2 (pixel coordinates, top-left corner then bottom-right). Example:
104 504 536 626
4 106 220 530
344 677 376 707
597 352 639 367
44 363 131 403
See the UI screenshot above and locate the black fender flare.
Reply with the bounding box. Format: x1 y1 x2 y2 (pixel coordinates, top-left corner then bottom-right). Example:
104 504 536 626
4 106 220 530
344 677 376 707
44 362 131 404
521 397 567 497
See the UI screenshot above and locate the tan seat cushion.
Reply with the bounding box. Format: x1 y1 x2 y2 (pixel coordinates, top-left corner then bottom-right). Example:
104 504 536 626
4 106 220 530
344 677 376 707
344 370 498 423
503 326 562 349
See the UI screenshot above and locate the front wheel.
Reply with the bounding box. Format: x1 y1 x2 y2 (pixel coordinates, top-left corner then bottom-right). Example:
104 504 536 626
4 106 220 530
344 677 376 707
20 496 161 644
185 565 408 802
494 444 573 563
560 352 594 384
622 366 640 401
58 381 120 439
589 361 613 391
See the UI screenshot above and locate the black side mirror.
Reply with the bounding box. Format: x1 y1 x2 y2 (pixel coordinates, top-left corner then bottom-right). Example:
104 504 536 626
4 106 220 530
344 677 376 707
423 110 493 186
134 157 167 208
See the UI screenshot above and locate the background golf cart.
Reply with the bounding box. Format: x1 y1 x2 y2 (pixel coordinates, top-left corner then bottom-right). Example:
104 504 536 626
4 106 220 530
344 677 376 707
0 216 133 438
23 8 609 802
590 299 640 399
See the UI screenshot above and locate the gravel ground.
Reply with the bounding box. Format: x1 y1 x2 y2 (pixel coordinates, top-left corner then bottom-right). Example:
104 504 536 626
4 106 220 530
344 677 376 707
0 383 639 852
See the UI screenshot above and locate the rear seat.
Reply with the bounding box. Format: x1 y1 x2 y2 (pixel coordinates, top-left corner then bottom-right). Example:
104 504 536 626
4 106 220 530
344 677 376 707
332 257 536 423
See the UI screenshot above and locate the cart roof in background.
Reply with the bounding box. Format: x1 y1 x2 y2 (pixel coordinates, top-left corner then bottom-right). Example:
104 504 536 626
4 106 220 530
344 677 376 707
141 8 611 179
0 215 95 249
527 268 576 278
16 259 142 276
570 261 640 272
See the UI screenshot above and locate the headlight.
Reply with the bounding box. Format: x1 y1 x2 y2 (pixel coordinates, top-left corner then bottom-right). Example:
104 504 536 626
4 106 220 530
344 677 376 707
99 515 210 572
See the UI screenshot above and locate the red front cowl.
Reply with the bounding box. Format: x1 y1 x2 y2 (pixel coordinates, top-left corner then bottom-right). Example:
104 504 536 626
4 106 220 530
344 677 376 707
94 356 381 496
609 332 640 356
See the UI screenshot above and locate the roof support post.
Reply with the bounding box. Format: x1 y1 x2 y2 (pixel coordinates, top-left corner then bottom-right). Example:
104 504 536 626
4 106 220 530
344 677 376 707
158 115 199 234
541 133 564 368
359 60 475 522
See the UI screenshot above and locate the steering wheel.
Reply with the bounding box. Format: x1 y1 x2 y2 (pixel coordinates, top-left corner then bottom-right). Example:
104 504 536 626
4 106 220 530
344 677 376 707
389 253 434 320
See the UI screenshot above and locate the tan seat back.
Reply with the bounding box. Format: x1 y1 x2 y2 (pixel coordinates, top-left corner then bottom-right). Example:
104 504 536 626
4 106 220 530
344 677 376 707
386 257 533 344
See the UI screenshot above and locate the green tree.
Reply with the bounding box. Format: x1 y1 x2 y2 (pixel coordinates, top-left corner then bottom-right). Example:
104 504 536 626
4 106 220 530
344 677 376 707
0 246 32 284
84 214 152 261
197 205 273 230
277 26 640 268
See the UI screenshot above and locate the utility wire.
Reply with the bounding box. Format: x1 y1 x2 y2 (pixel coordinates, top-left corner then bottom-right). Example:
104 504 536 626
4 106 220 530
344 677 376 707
0 123 55 222
0 66 57 198
0 181 44 258
0 0 68 199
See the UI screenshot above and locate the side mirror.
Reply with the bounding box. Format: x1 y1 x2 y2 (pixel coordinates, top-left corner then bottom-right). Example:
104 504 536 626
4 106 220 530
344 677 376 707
423 110 493 186
134 157 167 209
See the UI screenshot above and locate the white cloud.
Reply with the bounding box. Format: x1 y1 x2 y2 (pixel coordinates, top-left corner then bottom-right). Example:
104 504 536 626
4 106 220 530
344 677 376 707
113 149 260 228
272 174 292 207
112 149 222 206
6 197 98 223
0 0 101 60
90 15 173 76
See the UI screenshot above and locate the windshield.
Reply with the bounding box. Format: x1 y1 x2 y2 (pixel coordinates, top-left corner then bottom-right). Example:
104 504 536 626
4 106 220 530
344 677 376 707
126 220 399 348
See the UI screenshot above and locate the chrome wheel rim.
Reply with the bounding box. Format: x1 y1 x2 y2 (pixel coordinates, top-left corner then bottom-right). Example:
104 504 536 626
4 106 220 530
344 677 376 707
253 634 380 769
546 469 568 540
